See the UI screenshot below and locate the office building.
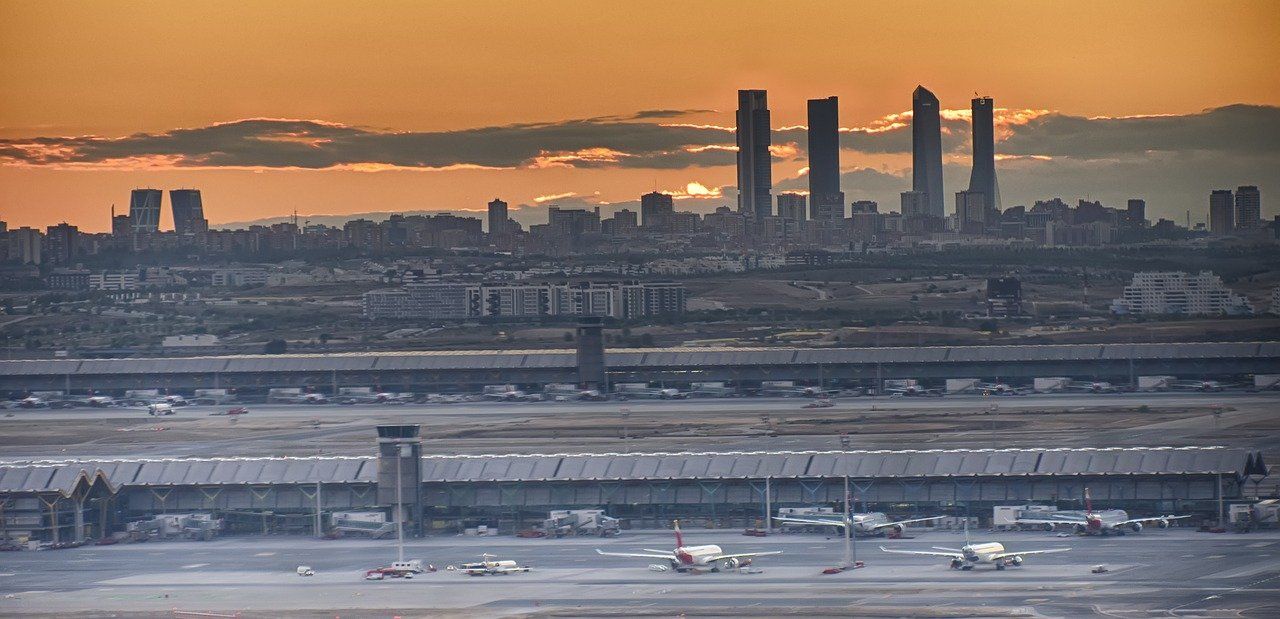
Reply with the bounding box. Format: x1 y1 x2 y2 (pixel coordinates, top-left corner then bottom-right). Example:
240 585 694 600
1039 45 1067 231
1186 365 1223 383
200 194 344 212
912 86 945 218
1111 271 1253 315
640 191 675 229
736 89 772 219
487 198 509 235
967 96 1000 221
955 190 986 234
364 281 685 320
806 96 842 217
169 189 208 234
1127 199 1147 226
1209 190 1234 234
129 189 163 234
1235 185 1261 230
776 193 806 221
850 200 878 214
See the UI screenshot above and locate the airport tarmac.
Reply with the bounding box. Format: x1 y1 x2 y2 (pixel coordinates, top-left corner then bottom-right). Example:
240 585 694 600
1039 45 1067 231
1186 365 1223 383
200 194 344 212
1 392 1277 461
1 529 1277 617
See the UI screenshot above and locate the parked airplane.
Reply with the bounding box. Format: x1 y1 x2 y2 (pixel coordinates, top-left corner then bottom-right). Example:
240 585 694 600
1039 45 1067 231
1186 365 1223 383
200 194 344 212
147 403 175 416
16 395 49 408
884 385 942 397
595 520 782 572
337 392 413 405
1168 379 1226 392
1065 381 1118 393
976 382 1028 396
613 385 686 400
482 385 532 401
457 554 531 576
775 511 944 537
879 526 1070 570
1013 488 1192 535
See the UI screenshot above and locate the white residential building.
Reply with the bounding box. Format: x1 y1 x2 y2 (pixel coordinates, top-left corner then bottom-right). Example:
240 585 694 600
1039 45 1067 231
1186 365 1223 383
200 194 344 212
1111 271 1253 315
211 268 268 287
90 271 140 291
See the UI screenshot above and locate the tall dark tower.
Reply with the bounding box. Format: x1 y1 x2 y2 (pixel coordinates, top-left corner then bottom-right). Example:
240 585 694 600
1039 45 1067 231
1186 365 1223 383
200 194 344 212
911 86 945 218
576 316 606 390
736 89 773 220
967 96 1000 223
169 189 207 235
487 198 508 235
807 96 843 220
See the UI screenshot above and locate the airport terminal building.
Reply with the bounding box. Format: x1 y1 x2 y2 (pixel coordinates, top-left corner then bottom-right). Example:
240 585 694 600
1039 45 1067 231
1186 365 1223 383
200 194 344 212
0 427 1267 542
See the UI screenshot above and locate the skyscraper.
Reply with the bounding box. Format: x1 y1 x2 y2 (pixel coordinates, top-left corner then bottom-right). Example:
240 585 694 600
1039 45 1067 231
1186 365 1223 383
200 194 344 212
169 189 207 234
487 198 509 235
640 191 675 230
807 96 843 221
967 96 1000 223
129 189 162 234
736 89 772 219
912 86 945 218
1209 189 1234 234
1235 185 1261 230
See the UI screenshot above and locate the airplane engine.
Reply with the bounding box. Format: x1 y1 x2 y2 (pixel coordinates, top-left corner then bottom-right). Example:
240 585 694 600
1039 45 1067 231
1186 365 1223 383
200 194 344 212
1043 523 1055 532
891 525 904 536
1010 556 1024 566
1074 524 1088 534
1130 522 1143 533
1158 518 1170 528
720 558 750 570
949 558 964 570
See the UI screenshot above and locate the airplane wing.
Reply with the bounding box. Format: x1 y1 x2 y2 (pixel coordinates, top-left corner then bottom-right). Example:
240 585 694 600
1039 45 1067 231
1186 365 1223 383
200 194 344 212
867 516 945 530
595 548 676 560
878 546 962 559
773 516 847 528
706 551 783 561
1114 515 1194 527
989 547 1071 560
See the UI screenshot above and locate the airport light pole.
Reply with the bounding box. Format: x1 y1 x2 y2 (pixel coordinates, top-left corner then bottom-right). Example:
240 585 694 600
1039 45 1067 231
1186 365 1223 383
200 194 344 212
843 475 855 568
396 443 408 563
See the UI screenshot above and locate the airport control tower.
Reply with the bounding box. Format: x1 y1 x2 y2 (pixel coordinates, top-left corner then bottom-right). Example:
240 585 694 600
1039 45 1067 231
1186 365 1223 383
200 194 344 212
576 316 607 390
376 425 423 536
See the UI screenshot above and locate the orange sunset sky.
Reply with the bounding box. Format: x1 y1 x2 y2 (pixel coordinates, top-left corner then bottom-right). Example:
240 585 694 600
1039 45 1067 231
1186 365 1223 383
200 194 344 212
1 1 1278 232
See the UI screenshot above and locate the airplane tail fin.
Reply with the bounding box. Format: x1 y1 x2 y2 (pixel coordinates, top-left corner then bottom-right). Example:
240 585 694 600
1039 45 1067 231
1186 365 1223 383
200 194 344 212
963 519 971 546
1084 487 1093 513
673 519 685 548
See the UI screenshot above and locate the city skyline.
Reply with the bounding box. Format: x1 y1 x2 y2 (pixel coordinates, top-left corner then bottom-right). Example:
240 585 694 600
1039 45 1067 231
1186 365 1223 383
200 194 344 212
1 1 1278 231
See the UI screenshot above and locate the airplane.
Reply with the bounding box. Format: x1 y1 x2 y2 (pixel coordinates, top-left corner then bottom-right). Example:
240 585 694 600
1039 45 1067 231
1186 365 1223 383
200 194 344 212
761 384 838 398
365 559 432 579
1168 379 1226 392
613 385 687 400
281 392 329 404
82 395 117 407
543 384 606 401
1013 488 1193 535
879 527 1070 571
16 395 49 409
595 519 782 572
210 406 249 416
775 511 944 537
457 554 530 576
337 392 413 405
1064 381 1118 393
482 385 533 401
883 385 942 397
976 382 1029 396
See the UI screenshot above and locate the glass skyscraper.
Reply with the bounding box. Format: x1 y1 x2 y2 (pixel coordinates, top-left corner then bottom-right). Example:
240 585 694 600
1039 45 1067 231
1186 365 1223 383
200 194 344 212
911 86 945 218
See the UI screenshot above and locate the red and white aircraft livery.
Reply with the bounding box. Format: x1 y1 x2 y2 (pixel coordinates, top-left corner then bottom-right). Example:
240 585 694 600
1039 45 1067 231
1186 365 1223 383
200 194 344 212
596 520 782 572
1014 488 1193 535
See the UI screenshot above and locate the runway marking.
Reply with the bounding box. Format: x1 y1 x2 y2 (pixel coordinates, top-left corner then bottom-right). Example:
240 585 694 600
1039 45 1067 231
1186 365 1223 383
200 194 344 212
181 563 209 569
1204 555 1226 559
1246 541 1273 548
253 552 276 557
